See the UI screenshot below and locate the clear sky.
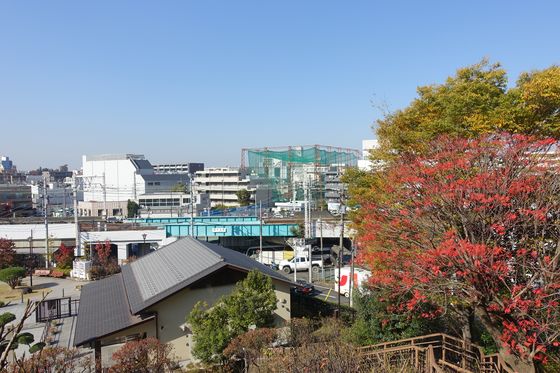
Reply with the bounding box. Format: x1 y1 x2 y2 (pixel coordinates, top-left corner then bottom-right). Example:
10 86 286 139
1 1 559 170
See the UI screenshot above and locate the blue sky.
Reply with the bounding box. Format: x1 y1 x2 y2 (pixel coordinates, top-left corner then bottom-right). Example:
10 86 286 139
1 1 559 170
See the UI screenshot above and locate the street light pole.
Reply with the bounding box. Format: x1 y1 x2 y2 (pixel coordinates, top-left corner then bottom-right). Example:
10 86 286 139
259 200 263 264
28 231 33 287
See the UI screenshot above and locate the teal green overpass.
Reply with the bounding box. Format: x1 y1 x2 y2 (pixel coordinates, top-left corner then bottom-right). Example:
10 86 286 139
165 222 297 238
128 216 258 225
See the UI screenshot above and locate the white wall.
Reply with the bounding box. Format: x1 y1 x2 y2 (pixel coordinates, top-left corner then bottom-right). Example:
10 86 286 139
83 156 146 202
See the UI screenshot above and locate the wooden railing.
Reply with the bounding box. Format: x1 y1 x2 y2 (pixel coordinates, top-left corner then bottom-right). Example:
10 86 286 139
358 333 515 373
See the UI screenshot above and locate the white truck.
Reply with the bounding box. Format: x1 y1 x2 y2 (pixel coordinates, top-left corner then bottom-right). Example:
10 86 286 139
334 266 371 297
279 256 323 274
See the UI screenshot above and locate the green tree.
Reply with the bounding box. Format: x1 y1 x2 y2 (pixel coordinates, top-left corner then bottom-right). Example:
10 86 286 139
347 288 442 347
187 270 277 364
235 189 251 206
289 223 304 238
188 302 233 364
170 182 187 193
375 60 560 158
126 200 139 218
0 267 26 289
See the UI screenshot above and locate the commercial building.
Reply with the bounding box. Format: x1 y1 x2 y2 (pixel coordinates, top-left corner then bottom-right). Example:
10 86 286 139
0 156 14 173
0 184 33 217
357 139 380 171
0 223 76 254
137 192 210 217
29 171 80 217
79 154 189 217
152 162 204 174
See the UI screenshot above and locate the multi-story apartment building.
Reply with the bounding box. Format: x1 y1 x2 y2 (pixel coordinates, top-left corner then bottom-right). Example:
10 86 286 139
194 167 261 207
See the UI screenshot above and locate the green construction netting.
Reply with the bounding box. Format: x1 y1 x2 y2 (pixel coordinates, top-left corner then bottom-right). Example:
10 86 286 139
247 147 358 169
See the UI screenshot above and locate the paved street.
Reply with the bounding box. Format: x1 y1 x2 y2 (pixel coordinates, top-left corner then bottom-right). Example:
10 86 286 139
280 267 351 306
0 275 88 361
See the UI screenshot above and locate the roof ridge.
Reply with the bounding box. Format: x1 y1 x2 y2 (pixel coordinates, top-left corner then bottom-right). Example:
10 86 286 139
190 238 224 261
118 270 135 316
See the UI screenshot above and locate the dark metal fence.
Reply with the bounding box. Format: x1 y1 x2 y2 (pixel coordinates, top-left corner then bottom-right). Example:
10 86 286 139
35 297 79 322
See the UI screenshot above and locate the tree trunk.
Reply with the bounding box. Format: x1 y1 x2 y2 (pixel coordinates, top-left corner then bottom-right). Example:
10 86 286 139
474 306 536 373
451 305 473 342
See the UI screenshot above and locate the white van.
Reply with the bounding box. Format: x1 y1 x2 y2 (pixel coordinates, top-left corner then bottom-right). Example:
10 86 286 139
334 266 371 297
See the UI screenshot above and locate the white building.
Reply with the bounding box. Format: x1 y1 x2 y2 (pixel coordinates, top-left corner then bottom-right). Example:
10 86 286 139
152 162 204 174
79 154 189 217
137 191 210 217
358 139 380 171
194 167 267 207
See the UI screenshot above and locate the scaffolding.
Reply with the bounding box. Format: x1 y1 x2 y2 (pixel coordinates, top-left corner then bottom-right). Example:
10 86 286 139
241 145 360 204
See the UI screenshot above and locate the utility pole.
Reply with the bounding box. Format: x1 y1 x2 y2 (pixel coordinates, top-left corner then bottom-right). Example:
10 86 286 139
349 240 355 308
320 219 324 281
337 185 345 316
73 174 81 257
102 172 107 220
170 189 174 218
63 185 67 217
259 201 263 264
190 175 195 237
43 173 50 268
305 179 313 283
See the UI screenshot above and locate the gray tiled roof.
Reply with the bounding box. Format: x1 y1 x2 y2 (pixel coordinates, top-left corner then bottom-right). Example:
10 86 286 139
131 159 153 170
123 238 225 313
74 273 148 346
75 238 292 346
123 238 291 313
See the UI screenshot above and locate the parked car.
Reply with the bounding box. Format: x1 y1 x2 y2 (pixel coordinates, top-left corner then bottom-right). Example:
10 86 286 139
279 256 323 274
292 279 315 295
265 261 279 271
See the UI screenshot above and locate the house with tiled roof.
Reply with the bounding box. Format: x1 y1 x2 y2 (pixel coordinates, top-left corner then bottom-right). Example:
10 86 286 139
74 237 292 370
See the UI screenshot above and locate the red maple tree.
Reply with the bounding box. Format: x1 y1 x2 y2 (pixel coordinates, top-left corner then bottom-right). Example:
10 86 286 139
0 238 16 269
94 240 112 267
54 243 74 269
109 337 176 372
354 134 560 372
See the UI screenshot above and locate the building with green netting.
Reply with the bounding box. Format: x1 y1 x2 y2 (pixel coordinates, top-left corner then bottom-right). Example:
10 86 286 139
241 145 360 204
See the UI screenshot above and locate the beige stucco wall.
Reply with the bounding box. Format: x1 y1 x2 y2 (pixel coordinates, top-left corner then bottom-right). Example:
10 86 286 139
99 319 157 368
146 278 291 363
95 277 291 365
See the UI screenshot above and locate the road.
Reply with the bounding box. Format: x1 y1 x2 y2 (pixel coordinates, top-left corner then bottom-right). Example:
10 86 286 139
281 268 351 306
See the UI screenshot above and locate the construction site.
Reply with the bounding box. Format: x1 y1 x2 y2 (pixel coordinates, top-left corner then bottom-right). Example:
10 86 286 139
241 145 360 204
